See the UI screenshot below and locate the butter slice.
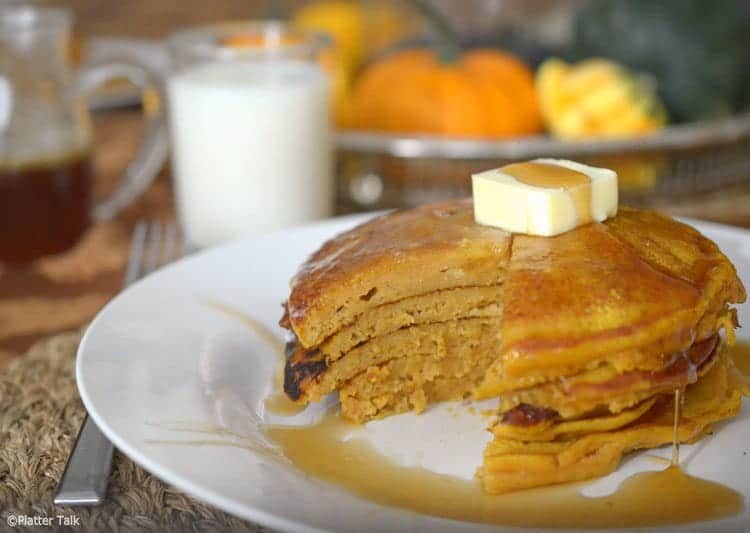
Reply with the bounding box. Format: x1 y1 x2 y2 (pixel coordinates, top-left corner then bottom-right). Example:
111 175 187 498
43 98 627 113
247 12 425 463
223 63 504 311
471 158 618 236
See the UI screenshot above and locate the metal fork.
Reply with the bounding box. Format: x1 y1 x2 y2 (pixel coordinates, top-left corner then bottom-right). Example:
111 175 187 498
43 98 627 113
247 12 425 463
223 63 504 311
54 221 181 506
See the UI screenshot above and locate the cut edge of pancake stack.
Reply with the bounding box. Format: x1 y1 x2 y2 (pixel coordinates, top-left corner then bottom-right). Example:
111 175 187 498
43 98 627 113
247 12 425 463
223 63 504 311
282 199 510 423
279 199 747 494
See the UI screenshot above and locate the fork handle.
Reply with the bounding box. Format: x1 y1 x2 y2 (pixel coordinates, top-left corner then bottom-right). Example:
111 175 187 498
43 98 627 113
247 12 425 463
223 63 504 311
54 414 115 506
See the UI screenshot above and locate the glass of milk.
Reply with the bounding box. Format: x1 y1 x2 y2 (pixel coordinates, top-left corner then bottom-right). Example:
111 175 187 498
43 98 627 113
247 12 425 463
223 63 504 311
167 22 333 249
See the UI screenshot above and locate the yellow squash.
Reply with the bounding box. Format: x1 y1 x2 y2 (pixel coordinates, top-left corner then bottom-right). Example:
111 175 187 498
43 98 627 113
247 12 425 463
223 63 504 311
536 58 667 139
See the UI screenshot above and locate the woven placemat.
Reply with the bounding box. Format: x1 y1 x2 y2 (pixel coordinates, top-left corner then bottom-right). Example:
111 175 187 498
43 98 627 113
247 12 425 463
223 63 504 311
0 331 269 532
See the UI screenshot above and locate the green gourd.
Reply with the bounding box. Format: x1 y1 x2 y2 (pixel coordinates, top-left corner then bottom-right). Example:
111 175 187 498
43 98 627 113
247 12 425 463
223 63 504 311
571 0 750 123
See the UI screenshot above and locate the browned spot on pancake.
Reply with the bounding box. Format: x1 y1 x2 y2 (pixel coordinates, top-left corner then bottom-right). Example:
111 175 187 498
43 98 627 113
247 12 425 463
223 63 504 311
279 302 291 329
360 287 377 301
284 341 328 401
502 404 559 426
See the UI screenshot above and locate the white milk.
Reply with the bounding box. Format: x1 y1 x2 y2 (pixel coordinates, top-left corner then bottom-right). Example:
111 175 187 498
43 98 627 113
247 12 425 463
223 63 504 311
168 60 332 248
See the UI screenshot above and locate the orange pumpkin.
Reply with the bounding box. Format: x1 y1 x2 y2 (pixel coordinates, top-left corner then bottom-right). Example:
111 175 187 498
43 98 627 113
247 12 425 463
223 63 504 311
350 48 542 138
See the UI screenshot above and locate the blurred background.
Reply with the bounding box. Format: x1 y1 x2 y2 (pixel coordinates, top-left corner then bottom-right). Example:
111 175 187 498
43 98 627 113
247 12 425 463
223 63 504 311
2 0 750 362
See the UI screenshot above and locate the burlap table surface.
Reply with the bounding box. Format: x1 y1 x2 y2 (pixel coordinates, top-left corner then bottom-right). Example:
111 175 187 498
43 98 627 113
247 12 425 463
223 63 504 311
0 330 270 533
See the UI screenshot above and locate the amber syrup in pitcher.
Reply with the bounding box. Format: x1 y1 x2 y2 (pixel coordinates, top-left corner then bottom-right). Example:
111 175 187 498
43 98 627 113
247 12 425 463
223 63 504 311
0 151 92 265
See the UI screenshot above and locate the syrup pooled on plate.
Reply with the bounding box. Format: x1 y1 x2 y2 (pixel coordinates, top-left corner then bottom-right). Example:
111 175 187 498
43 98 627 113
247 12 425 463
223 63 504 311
264 391 306 416
265 406 743 529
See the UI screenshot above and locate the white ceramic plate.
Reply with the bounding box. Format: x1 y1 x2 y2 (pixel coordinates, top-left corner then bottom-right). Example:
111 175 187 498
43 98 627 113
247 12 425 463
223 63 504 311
77 214 750 533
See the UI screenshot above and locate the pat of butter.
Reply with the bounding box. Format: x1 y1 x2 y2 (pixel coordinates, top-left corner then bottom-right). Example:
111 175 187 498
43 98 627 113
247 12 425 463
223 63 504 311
471 158 618 236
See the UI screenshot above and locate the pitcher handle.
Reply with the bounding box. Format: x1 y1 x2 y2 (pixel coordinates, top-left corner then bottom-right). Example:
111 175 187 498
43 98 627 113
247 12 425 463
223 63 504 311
76 61 168 222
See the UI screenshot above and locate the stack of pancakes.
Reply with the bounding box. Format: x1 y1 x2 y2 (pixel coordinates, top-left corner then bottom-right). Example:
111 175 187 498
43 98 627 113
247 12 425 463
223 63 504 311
280 200 747 493
282 200 510 422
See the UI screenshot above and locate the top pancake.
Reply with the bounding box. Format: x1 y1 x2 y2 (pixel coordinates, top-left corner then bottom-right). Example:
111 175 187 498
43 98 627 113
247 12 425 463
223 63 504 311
285 199 512 348
486 207 745 383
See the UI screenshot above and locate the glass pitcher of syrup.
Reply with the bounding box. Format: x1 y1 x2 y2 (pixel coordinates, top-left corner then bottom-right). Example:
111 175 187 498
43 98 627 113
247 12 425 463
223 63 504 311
0 5 167 265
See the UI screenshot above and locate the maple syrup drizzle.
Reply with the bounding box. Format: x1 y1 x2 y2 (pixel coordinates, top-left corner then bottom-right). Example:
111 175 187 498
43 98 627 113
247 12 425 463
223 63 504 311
199 298 303 416
671 387 684 466
199 298 285 363
501 162 592 224
265 408 743 528
143 422 288 464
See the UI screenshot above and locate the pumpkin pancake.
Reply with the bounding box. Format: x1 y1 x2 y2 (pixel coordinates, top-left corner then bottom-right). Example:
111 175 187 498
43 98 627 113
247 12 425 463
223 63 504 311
278 199 746 494
315 284 502 363
284 199 511 349
485 207 743 382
